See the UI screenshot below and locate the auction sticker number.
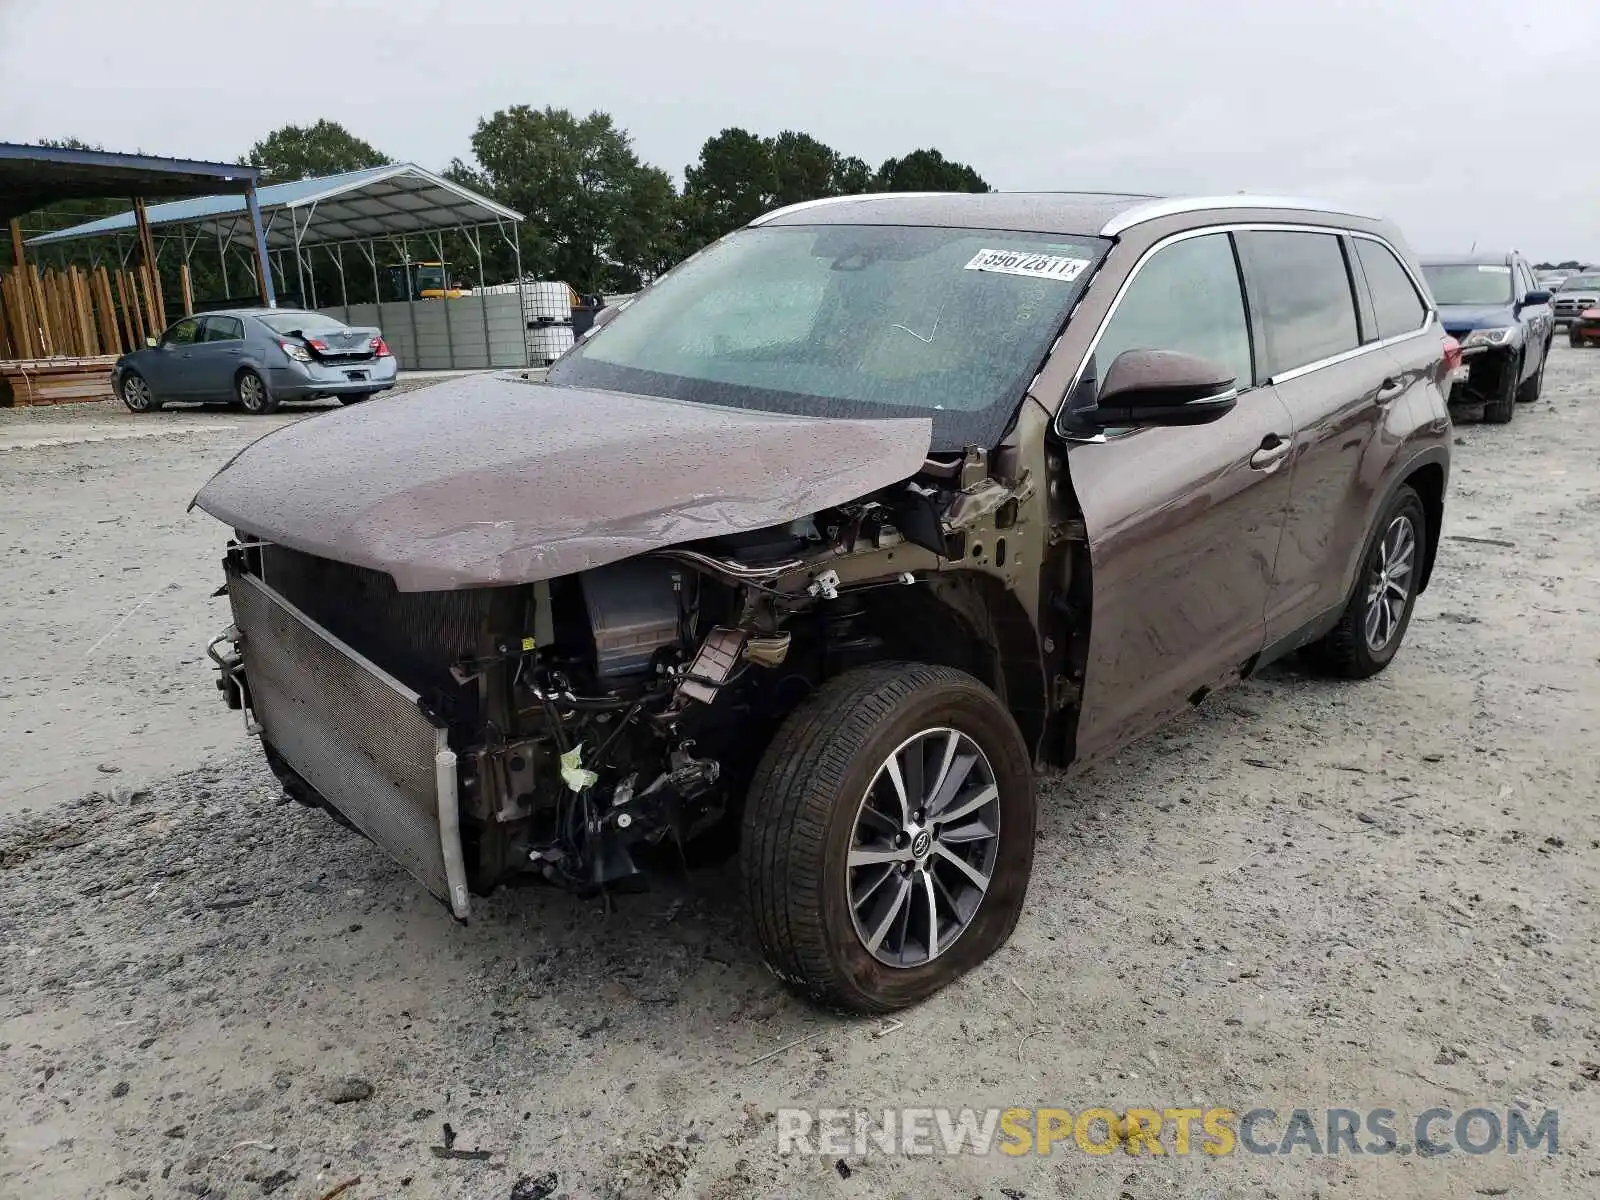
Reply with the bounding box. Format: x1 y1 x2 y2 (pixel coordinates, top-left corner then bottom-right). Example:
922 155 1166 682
964 248 1090 282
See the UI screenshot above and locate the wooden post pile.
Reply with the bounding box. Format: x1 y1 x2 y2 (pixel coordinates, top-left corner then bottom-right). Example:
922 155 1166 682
0 261 167 362
0 262 167 405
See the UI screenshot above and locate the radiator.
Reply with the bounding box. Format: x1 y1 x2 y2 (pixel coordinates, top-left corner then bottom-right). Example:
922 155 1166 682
227 571 470 918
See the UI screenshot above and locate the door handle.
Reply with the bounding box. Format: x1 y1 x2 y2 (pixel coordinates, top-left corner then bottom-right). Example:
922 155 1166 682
1249 434 1291 471
1377 377 1405 403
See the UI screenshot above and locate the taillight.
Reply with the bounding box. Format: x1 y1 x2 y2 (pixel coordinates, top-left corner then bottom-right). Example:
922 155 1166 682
279 340 312 363
1442 335 1462 374
306 337 329 352
371 336 392 358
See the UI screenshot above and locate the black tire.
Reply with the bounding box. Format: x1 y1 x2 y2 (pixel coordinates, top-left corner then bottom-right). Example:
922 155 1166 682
1303 485 1427 680
741 662 1036 1013
1517 345 1546 402
337 391 375 405
234 368 279 415
1482 352 1518 423
118 370 162 413
1572 330 1586 349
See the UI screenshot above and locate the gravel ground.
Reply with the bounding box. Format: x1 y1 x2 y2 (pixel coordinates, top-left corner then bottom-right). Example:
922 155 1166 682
1 351 1597 1199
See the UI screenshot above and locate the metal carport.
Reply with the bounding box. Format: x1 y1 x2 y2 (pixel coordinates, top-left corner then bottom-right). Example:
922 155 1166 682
29 163 532 369
28 163 525 314
0 143 274 401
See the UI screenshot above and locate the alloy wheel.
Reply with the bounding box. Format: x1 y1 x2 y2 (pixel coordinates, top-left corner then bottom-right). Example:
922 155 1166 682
238 373 266 412
121 375 152 412
1363 514 1416 653
846 727 1001 968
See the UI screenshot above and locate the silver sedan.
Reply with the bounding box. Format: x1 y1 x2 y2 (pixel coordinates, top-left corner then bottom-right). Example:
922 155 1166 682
113 308 398 415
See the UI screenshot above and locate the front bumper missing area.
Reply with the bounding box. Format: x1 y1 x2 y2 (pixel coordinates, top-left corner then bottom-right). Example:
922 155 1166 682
217 571 471 919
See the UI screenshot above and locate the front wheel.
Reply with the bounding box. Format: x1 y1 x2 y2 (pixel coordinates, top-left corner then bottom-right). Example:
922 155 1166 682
1516 345 1546 402
118 370 162 413
741 663 1036 1013
1482 352 1519 423
1303 485 1427 679
234 368 279 415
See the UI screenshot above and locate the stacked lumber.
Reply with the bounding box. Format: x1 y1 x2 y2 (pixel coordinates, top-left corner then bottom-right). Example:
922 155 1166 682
0 357 118 406
0 262 165 364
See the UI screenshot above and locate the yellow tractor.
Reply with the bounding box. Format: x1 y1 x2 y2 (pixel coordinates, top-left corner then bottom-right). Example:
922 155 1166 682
384 261 470 301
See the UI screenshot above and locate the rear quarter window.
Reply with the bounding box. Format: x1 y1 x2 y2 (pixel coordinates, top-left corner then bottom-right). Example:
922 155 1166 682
1354 239 1428 340
1237 231 1361 377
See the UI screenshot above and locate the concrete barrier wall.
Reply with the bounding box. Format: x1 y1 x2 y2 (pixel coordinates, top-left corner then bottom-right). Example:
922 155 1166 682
320 295 528 370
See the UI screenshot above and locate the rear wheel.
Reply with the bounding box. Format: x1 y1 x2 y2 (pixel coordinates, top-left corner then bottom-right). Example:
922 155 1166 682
741 663 1036 1013
119 370 162 413
1483 352 1519 423
234 368 279 415
337 391 375 405
1303 486 1426 679
1572 329 1587 348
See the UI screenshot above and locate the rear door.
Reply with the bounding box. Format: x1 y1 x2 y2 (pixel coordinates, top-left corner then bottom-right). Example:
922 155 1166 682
1238 229 1407 644
189 315 246 399
1064 230 1297 760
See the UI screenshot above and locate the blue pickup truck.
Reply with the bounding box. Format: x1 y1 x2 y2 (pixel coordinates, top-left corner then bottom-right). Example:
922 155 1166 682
1419 252 1554 424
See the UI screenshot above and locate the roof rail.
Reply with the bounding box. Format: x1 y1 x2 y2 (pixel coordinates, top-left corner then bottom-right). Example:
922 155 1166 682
748 192 951 226
1099 194 1371 236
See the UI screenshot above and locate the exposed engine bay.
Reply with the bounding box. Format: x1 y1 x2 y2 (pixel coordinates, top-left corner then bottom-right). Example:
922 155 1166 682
211 444 1073 912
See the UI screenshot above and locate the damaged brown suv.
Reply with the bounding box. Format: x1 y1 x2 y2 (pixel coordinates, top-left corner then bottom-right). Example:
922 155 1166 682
198 193 1452 1013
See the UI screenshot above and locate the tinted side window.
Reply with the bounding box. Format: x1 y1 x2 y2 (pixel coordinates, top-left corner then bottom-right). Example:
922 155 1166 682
1237 231 1360 376
162 318 201 346
1355 239 1427 340
1089 232 1253 393
202 316 244 342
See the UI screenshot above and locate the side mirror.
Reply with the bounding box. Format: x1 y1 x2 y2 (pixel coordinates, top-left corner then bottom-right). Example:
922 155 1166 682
1521 290 1552 307
1080 349 1239 429
592 304 621 330
145 335 159 348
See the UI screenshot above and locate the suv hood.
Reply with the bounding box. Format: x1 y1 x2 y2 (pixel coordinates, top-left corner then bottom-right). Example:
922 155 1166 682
193 374 932 591
1436 303 1516 333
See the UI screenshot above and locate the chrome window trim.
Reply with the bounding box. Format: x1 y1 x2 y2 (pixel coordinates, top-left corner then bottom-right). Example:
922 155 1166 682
1053 221 1438 442
1345 230 1433 344
1098 195 1375 237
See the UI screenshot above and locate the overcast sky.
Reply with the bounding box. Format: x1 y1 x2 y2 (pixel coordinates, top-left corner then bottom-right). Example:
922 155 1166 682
4 0 1597 261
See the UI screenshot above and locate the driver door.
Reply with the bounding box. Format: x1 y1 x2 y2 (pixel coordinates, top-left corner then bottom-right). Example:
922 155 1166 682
1063 231 1298 761
143 316 202 396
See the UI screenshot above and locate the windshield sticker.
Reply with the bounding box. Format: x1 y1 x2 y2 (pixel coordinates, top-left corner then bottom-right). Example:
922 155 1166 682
964 248 1090 282
1477 265 1512 274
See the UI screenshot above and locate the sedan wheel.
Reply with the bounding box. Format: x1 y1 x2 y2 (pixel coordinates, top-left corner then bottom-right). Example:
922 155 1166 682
119 372 158 413
234 369 278 415
847 727 1001 968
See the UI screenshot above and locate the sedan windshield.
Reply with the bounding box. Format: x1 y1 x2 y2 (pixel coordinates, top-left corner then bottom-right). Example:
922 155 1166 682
1558 274 1600 291
1420 264 1513 306
257 312 350 336
548 225 1108 451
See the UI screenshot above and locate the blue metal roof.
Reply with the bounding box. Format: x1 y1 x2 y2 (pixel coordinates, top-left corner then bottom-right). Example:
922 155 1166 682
0 142 259 223
28 162 521 250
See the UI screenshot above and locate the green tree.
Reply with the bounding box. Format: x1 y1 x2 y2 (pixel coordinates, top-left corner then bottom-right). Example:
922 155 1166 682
768 131 839 207
874 148 991 193
683 127 775 242
460 105 676 292
833 155 873 196
243 120 389 184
